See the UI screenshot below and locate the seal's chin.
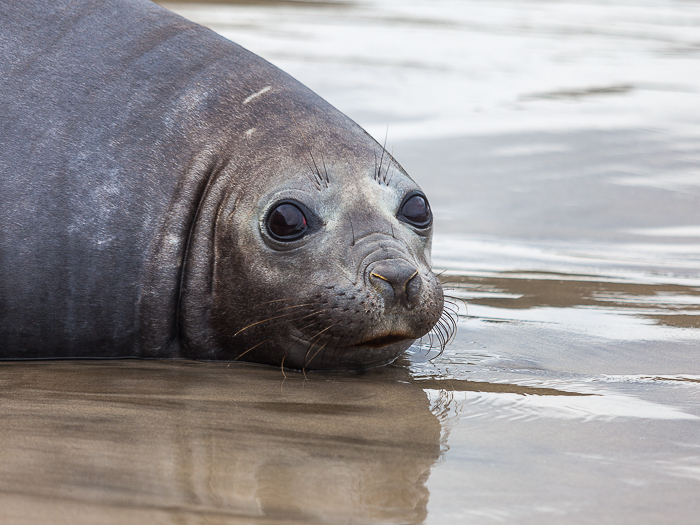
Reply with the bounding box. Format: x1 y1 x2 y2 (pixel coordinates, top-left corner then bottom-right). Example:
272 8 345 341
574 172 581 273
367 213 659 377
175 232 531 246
353 334 414 348
277 334 415 370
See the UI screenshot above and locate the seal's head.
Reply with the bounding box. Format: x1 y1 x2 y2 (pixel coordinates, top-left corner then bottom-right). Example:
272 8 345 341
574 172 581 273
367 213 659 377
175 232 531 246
179 81 445 370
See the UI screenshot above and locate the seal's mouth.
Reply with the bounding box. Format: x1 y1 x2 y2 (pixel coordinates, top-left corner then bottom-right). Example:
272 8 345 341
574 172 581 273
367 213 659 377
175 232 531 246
353 334 413 348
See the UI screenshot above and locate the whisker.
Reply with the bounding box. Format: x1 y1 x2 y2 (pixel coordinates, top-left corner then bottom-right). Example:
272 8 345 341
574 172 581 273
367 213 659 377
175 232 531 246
385 146 394 185
306 339 330 369
377 126 389 183
442 301 459 313
434 322 447 349
384 135 398 186
250 297 297 308
288 308 336 333
374 149 379 182
233 305 330 339
442 308 458 334
294 319 326 335
440 305 457 335
289 307 332 322
307 323 334 344
277 303 316 312
442 302 462 318
422 293 460 359
444 296 469 315
291 114 323 188
295 143 321 190
234 338 271 361
302 324 335 370
320 152 330 186
232 311 303 337
440 324 452 343
323 333 348 367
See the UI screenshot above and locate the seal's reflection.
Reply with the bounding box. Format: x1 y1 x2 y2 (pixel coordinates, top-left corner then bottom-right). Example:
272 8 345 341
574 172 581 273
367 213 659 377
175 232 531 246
0 360 441 524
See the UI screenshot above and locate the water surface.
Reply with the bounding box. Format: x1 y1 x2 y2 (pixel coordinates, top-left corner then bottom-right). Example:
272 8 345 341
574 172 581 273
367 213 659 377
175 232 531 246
3 0 700 523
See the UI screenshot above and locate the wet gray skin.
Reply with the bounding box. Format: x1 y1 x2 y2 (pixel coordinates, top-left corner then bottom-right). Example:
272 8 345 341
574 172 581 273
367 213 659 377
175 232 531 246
0 0 443 369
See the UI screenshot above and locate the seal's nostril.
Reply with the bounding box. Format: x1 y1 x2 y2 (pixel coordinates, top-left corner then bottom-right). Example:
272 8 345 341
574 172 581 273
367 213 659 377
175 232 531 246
368 260 421 306
406 270 422 303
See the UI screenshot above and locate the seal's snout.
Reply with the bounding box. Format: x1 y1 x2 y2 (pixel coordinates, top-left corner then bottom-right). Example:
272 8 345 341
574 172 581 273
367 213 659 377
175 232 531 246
368 259 422 307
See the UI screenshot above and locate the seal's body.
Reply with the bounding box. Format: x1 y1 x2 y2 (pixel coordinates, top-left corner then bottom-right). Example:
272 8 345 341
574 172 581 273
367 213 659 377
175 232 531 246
0 0 444 369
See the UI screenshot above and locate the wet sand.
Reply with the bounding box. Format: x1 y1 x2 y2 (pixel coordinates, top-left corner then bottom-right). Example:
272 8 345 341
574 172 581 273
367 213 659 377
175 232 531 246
3 0 700 523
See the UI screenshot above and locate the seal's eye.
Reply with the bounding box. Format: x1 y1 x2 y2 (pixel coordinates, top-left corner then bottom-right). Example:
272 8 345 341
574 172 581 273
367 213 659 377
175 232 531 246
267 203 308 240
399 193 432 228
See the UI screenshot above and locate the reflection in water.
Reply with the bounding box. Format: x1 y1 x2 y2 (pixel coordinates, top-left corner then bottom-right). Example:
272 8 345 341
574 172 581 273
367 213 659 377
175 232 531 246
0 361 440 524
441 271 700 329
11 360 693 522
415 378 590 397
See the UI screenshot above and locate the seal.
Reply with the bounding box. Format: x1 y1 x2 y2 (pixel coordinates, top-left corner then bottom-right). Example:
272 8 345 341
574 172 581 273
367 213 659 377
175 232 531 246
0 0 446 370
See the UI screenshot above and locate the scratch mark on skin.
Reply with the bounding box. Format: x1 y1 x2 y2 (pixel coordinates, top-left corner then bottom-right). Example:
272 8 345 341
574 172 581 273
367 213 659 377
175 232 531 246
243 86 272 105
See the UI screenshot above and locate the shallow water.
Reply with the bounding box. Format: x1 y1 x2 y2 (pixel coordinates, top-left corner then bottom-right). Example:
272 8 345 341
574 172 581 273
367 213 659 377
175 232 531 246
3 0 700 523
